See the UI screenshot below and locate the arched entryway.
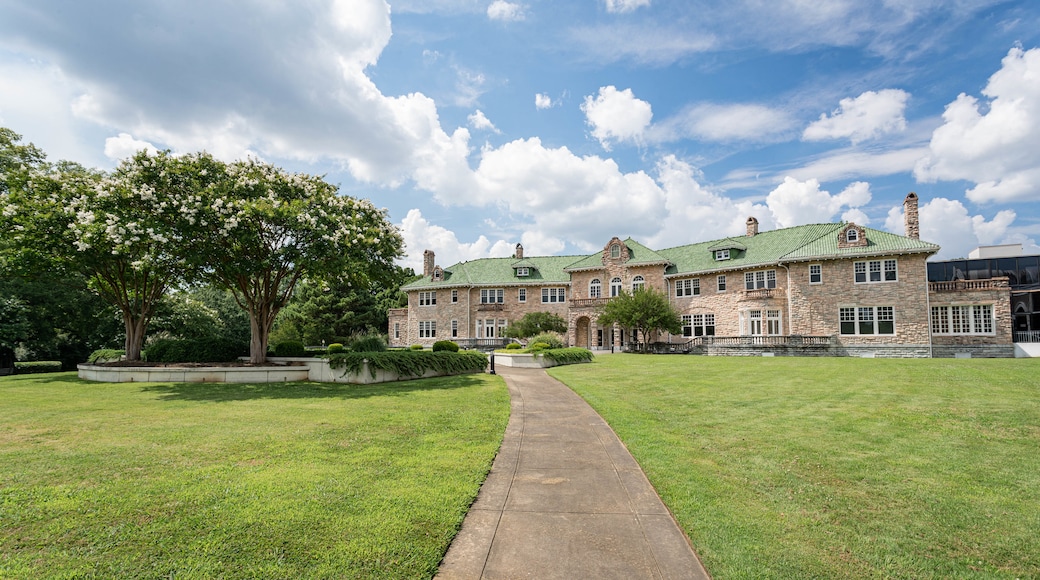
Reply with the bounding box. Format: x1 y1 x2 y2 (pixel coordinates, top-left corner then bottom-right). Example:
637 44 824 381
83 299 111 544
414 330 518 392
575 316 591 348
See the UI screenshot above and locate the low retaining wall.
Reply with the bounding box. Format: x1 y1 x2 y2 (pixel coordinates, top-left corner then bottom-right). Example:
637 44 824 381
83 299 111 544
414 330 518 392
493 353 559 368
79 357 481 384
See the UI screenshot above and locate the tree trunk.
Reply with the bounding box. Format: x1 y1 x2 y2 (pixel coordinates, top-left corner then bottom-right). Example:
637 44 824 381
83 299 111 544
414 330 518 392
248 301 281 364
123 315 147 361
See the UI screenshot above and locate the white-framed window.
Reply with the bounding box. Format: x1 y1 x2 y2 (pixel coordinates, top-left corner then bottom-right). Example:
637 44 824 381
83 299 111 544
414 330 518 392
717 275 726 292
542 287 566 303
682 314 716 337
482 318 496 338
632 276 645 292
589 279 602 298
516 267 529 277
451 289 458 303
610 244 621 258
418 320 436 338
610 277 622 297
498 319 508 335
393 323 400 340
480 288 504 304
930 305 994 335
854 259 897 283
744 270 776 290
675 279 700 297
809 264 822 284
451 319 458 338
419 291 436 306
715 249 730 261
839 306 895 335
847 229 859 243
518 288 526 303
742 310 781 336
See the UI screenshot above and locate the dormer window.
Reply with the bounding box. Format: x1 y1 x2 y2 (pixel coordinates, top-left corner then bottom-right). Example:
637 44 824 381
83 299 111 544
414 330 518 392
516 267 529 277
715 249 730 261
846 229 859 243
610 244 621 259
433 267 443 281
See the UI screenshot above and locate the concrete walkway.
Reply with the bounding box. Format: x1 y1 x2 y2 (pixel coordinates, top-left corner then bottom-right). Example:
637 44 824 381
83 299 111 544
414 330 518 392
436 366 710 579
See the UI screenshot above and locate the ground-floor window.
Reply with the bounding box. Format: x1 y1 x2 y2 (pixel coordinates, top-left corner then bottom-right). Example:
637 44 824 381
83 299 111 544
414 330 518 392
419 320 436 338
839 306 894 335
451 320 458 338
931 304 993 335
597 329 603 347
682 313 716 337
393 323 400 340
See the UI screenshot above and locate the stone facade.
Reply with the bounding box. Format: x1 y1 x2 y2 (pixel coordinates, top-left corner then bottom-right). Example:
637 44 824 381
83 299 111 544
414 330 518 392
393 205 1017 357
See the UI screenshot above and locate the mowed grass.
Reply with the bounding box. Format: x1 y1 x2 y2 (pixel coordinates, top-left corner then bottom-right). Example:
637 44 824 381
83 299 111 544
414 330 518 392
0 372 510 579
549 355 1040 579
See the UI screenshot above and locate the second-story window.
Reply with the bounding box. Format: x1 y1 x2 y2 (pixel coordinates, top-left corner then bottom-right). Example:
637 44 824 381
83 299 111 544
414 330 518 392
809 264 822 284
480 289 504 303
419 291 436 306
542 287 566 303
632 276 645 292
518 288 526 302
589 278 602 298
610 277 622 297
744 270 776 290
676 279 700 296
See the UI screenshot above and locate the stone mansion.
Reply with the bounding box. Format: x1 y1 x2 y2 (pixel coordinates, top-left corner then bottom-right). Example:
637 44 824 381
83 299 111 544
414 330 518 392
388 194 1015 358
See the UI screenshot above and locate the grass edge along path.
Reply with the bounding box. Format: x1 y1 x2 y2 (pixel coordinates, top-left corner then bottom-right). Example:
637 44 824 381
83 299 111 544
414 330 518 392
549 355 1040 579
0 372 510 579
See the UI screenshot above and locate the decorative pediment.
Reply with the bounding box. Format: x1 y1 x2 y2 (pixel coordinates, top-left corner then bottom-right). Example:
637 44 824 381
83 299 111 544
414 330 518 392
602 237 630 264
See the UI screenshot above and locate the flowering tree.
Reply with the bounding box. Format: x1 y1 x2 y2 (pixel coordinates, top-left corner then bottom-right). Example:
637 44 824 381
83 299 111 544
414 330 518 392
192 159 403 363
1 144 220 360
597 287 683 352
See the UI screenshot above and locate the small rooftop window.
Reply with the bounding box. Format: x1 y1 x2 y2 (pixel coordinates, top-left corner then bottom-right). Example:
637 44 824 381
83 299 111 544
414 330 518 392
610 244 621 258
516 267 530 277
715 249 730 261
847 229 859 243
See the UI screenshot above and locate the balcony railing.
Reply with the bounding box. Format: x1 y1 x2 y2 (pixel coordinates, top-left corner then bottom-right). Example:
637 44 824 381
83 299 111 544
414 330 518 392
929 278 1009 292
570 297 610 308
476 303 504 311
1014 330 1040 343
456 338 514 351
630 335 835 352
740 288 779 300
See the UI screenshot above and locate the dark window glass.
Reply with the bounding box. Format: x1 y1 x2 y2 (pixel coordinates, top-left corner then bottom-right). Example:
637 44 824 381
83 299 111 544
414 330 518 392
967 260 989 280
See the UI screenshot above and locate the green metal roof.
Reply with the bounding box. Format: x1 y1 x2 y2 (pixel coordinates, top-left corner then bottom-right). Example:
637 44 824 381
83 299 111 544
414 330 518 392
402 223 939 289
402 254 582 290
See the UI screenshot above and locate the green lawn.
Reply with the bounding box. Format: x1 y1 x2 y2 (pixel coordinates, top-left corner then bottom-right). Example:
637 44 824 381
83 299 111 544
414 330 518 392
0 372 510 579
550 355 1040 579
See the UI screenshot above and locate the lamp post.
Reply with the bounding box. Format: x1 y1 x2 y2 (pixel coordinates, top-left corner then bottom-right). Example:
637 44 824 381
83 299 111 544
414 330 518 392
489 351 496 375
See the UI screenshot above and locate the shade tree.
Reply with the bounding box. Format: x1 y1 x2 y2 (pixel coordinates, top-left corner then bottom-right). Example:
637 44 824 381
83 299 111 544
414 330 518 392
596 287 683 352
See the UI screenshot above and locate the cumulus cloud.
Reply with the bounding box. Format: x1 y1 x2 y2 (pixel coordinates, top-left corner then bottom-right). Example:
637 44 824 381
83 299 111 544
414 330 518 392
803 89 909 143
398 209 515 272
765 177 872 228
915 46 1040 203
103 133 158 160
604 0 650 13
885 197 1019 259
651 103 797 144
467 110 499 133
580 86 653 150
535 93 554 109
487 0 525 21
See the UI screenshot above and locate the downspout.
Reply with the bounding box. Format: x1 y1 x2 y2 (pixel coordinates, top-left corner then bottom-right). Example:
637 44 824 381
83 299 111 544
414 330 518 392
925 259 934 358
780 263 793 336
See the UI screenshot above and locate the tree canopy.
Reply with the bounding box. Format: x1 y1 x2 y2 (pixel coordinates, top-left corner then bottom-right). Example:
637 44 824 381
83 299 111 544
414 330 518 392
504 311 568 339
597 287 683 352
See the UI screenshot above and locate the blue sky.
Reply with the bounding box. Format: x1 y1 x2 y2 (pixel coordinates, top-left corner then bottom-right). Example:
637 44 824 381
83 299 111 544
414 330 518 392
2 1 1040 271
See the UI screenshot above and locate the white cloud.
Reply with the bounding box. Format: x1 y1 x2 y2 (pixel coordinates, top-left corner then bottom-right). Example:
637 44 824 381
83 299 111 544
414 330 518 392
487 0 525 21
803 89 909 143
604 0 650 13
885 197 1019 259
651 103 797 144
398 208 515 272
765 177 872 228
580 86 653 150
915 46 1040 203
535 93 553 109
453 67 489 107
569 24 716 66
467 109 499 133
103 133 158 160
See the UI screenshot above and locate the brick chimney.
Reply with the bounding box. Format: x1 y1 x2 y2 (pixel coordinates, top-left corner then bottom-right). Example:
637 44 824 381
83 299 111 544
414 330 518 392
903 192 920 239
746 216 759 237
514 243 524 259
423 249 435 278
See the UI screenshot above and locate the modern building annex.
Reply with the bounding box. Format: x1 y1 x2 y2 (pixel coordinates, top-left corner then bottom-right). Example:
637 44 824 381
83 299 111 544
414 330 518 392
389 194 1018 358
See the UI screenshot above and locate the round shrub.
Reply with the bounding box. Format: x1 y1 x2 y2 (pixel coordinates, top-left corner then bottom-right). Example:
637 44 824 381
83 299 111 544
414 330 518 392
272 340 307 357
528 342 551 352
327 343 345 354
432 340 459 352
410 344 425 350
528 332 564 349
505 342 522 350
350 335 387 353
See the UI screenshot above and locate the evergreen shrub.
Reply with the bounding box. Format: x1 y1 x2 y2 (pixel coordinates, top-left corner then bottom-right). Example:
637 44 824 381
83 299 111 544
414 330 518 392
272 340 307 357
528 332 564 349
350 335 387 353
327 343 345 354
145 338 247 363
432 340 459 352
14 361 63 374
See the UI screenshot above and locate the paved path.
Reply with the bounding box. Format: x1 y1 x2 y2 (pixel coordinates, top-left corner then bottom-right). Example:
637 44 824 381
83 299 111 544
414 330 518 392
436 366 710 579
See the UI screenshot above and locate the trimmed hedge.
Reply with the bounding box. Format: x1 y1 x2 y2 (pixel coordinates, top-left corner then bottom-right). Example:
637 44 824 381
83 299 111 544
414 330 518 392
14 361 63 374
432 340 459 353
327 343 345 354
327 350 488 379
505 342 522 350
540 347 594 364
272 340 307 357
87 349 125 363
145 338 247 363
410 344 425 350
